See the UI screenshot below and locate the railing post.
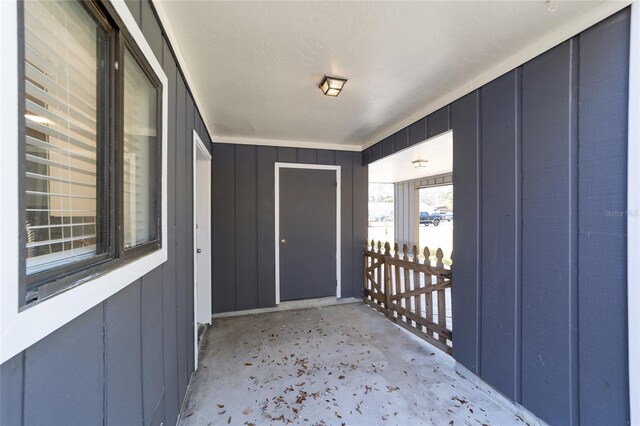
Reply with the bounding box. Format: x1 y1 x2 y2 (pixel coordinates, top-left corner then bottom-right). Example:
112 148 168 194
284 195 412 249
412 245 422 332
376 241 383 307
436 248 447 345
393 243 400 320
363 240 369 301
402 244 410 326
424 247 432 339
384 242 391 314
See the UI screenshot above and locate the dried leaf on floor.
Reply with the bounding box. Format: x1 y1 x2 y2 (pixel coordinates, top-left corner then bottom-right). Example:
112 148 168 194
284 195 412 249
451 396 468 405
295 391 308 404
243 407 253 415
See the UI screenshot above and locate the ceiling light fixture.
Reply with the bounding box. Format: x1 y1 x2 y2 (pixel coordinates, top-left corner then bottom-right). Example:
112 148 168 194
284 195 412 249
412 159 428 168
319 75 347 97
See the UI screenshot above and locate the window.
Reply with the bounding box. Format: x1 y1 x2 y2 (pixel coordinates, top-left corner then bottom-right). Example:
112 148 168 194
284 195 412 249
21 0 163 304
24 0 108 278
123 48 159 249
1 0 167 364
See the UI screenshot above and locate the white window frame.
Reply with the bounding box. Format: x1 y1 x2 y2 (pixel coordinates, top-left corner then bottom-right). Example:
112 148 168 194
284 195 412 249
0 0 168 364
274 162 341 305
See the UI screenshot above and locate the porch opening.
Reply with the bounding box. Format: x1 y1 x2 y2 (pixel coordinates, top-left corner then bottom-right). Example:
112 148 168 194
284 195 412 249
366 131 454 353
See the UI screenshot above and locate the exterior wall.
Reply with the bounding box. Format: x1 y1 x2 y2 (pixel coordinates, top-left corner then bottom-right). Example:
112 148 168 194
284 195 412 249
393 181 419 247
364 9 631 425
211 145 368 314
393 173 453 247
0 1 213 425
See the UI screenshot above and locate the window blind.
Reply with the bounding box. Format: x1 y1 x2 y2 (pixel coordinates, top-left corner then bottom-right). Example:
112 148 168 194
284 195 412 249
24 0 106 275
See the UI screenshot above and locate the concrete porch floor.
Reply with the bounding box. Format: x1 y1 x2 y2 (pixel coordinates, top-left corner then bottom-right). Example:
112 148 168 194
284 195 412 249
179 303 527 426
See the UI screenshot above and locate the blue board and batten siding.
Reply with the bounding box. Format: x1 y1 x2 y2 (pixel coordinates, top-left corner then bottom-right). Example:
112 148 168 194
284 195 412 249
363 9 631 425
211 145 368 314
0 1 213 425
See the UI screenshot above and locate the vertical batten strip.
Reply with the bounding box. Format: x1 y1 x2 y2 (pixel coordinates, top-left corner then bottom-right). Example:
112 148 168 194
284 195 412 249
568 37 580 426
514 67 524 404
628 5 640 424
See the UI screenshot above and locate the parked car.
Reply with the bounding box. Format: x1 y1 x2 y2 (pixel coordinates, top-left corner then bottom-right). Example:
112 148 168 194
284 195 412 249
438 211 453 222
420 211 442 226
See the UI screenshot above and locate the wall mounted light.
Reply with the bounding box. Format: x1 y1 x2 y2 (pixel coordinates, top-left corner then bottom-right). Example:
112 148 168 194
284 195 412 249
412 159 428 168
319 75 347 97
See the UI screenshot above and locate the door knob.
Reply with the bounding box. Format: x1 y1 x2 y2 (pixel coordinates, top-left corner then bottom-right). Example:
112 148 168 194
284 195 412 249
196 248 202 253
280 239 287 244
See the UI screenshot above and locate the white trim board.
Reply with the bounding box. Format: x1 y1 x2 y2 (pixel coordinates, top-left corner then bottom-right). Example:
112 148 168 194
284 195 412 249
0 0 169 364
192 129 212 370
212 297 362 319
274 163 341 306
628 3 640 424
213 136 361 152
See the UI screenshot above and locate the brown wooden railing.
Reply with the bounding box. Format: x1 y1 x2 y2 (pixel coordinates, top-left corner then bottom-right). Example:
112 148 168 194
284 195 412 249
363 240 453 354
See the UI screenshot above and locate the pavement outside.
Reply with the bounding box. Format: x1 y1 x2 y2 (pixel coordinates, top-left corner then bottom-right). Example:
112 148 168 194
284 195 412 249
179 303 527 426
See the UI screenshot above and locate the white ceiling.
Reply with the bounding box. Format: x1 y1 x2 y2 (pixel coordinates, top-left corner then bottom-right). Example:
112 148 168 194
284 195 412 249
154 0 628 151
369 131 452 183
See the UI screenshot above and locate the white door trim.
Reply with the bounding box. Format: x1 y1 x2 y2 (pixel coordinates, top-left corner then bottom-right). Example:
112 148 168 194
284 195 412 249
274 162 341 305
192 129 212 369
628 3 639 424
